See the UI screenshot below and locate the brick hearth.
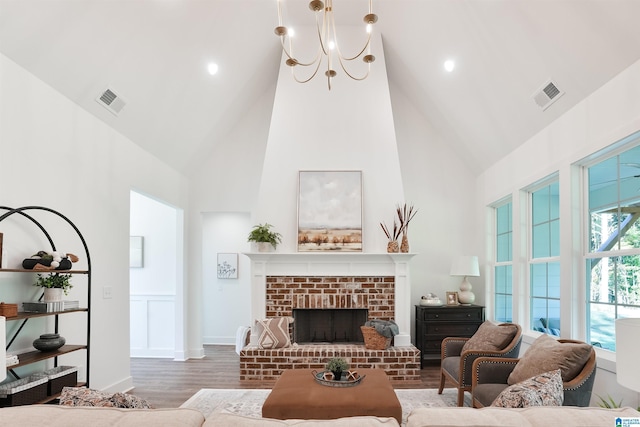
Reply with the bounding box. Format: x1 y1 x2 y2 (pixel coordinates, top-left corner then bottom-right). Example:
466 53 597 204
240 274 421 383
240 344 421 383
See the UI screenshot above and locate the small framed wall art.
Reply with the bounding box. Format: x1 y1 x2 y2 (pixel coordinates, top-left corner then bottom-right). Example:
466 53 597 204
446 291 459 305
217 253 238 279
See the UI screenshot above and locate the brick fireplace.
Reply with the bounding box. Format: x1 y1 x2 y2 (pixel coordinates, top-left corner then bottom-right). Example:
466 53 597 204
240 253 420 383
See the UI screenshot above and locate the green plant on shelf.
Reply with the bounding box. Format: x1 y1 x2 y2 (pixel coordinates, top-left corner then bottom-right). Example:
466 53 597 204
247 223 282 249
33 272 73 295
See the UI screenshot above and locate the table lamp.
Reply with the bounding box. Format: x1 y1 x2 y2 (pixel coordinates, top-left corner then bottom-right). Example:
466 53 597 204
450 255 480 305
616 318 640 392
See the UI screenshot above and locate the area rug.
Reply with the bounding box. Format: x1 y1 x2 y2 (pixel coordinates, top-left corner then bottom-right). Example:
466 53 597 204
180 388 471 426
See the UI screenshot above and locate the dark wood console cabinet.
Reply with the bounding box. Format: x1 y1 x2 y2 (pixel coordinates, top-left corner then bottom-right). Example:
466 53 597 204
415 304 484 367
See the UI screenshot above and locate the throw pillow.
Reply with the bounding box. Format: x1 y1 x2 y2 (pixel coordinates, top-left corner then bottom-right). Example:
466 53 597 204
59 387 117 407
111 392 154 409
59 387 154 408
461 321 518 352
492 369 564 408
255 317 292 349
507 334 592 385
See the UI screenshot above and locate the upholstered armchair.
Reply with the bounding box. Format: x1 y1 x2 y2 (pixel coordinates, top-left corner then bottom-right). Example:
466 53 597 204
438 322 522 406
471 337 597 408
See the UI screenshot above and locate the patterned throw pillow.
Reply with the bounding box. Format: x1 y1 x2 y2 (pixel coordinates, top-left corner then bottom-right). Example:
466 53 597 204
255 317 292 349
111 392 154 409
507 334 592 385
59 387 153 408
491 369 564 408
461 321 518 352
59 387 117 407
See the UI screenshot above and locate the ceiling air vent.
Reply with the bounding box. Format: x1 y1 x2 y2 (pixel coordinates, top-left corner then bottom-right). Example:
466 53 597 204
96 88 127 116
532 80 564 111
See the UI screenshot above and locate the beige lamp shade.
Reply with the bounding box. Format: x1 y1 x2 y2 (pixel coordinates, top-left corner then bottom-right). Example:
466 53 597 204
450 256 480 277
616 318 640 392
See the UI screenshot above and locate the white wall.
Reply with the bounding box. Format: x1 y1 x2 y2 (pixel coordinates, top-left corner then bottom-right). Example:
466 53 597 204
389 81 481 310
186 31 479 345
129 191 179 358
0 53 189 391
201 212 252 344
477 58 640 406
256 31 404 254
185 79 275 353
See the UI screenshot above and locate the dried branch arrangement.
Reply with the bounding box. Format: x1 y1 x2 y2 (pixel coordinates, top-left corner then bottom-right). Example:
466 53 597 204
380 220 402 242
396 203 418 235
380 203 418 241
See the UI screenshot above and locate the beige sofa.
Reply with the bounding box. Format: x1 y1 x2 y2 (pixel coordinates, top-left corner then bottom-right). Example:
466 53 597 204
0 405 397 426
407 406 640 426
1 404 639 426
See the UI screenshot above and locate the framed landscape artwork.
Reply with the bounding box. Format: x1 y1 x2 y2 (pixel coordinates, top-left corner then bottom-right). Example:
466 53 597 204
297 170 363 252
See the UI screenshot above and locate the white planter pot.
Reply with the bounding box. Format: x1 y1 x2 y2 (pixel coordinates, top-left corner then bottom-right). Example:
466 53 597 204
43 288 63 302
256 242 275 252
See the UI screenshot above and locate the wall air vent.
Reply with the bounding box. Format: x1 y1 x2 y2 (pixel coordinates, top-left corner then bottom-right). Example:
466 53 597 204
532 80 564 111
96 88 127 116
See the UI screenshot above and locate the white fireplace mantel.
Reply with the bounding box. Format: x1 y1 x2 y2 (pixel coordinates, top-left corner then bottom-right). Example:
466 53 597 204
243 252 416 347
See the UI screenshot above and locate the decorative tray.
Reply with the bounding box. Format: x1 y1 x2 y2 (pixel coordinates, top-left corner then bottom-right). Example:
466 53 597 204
312 370 366 388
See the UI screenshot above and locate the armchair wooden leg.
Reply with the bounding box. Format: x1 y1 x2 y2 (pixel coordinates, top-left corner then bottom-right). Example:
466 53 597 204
437 371 445 394
457 388 464 407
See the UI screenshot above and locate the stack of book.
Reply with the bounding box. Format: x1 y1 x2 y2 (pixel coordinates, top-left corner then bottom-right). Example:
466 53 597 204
63 300 79 310
22 300 80 313
6 353 18 367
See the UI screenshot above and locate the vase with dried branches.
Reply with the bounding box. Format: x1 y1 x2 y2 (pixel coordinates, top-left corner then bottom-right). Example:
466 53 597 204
380 220 401 253
396 203 417 253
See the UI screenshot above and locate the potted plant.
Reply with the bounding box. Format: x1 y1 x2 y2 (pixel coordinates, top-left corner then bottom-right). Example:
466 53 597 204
247 223 282 251
34 272 73 302
325 357 349 381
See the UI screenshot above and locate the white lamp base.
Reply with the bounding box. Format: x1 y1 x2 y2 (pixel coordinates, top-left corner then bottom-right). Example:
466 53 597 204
458 277 475 305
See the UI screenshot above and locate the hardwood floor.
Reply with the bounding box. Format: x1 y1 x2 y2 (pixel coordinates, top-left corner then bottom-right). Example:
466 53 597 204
129 345 442 408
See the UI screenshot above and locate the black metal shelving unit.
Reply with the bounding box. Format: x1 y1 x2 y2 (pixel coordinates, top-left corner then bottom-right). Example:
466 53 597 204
0 206 91 396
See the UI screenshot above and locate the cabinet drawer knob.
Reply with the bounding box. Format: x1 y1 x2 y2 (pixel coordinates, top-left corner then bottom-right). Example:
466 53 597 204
467 314 471 317
434 314 439 318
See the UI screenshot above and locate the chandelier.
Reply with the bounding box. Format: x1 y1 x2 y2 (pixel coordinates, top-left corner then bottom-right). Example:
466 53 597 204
274 0 378 90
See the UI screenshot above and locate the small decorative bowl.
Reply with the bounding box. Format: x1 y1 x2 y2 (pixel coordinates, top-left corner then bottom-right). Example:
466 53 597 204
420 294 443 306
33 333 66 352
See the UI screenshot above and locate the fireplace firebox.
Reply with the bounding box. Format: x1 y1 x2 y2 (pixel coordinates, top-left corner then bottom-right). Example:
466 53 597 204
293 309 367 343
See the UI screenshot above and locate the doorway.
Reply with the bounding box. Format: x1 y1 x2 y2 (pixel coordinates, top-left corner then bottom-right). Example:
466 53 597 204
129 190 183 358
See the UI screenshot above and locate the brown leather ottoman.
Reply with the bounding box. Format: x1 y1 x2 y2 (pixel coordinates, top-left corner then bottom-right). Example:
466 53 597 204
261 368 402 423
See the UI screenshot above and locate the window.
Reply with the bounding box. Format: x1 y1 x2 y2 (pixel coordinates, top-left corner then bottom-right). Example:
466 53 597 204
530 180 561 335
495 201 513 322
586 141 640 351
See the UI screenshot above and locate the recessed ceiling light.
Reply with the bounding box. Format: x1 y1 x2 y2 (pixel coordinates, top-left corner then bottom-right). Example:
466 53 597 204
444 59 455 73
207 63 219 76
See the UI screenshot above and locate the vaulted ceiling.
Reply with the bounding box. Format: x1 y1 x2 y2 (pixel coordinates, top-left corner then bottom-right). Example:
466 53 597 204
1 0 639 176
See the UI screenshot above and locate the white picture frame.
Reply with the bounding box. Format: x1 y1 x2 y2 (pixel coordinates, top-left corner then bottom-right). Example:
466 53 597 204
217 253 238 279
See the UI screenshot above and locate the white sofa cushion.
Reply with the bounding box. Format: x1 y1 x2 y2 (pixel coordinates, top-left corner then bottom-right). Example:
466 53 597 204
0 405 205 427
205 413 400 427
406 406 640 427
